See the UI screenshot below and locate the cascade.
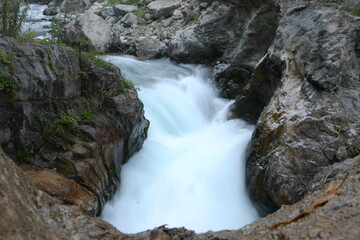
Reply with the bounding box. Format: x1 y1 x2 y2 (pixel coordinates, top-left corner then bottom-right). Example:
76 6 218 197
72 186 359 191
101 55 259 233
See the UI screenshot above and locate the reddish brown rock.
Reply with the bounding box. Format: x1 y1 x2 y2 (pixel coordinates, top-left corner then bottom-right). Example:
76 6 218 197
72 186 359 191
25 169 96 215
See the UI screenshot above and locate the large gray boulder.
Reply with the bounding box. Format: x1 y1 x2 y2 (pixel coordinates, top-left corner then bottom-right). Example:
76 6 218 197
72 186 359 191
245 1 360 214
147 0 181 19
66 10 112 52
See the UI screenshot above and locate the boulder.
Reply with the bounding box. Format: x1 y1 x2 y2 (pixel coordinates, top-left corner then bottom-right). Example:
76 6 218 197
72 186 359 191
245 1 360 214
0 37 148 216
66 10 112 52
43 7 60 16
147 0 181 19
101 7 115 18
135 36 167 59
113 4 139 18
121 12 138 27
61 0 91 13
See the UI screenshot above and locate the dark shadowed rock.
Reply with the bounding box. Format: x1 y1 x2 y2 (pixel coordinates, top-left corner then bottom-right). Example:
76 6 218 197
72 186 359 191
245 1 360 214
43 7 60 16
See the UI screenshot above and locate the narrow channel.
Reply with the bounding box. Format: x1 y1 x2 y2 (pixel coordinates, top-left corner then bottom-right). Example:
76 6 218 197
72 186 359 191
101 55 259 233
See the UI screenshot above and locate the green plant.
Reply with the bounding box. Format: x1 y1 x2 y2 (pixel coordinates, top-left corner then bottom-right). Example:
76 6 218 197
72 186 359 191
344 6 360 16
115 78 132 94
81 109 93 120
0 0 28 37
0 72 17 92
193 14 200 21
18 30 39 43
0 52 14 65
132 6 147 16
56 112 77 126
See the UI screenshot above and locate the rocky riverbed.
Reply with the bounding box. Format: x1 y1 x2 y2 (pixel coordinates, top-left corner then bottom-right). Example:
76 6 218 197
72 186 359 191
1 0 360 239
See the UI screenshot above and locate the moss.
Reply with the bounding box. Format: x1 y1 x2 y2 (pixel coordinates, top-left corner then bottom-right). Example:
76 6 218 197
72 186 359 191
42 112 87 151
114 78 132 95
16 150 31 163
81 109 93 120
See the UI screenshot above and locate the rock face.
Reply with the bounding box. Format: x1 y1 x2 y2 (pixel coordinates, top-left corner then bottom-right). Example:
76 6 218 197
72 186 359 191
0 37 148 216
245 1 360 214
66 9 112 52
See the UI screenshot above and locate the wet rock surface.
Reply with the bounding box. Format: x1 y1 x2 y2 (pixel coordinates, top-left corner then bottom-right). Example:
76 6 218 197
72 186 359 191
0 37 148 216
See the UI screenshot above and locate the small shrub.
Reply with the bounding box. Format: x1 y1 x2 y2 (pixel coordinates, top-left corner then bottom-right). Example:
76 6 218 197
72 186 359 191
81 109 93 120
115 78 132 94
0 72 17 92
56 112 77 126
16 150 31 163
0 52 14 65
18 30 39 43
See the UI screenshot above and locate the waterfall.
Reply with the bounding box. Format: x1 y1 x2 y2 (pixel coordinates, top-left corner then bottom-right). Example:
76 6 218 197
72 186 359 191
101 55 259 233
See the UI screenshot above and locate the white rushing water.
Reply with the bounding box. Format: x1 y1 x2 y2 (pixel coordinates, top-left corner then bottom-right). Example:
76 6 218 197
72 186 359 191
101 55 259 233
23 4 52 38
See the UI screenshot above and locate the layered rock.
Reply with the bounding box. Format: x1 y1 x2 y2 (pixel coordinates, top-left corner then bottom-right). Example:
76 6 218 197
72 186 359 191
0 36 148 216
245 1 360 214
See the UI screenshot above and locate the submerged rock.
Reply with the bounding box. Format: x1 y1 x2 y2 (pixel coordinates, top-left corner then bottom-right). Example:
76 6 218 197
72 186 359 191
43 7 60 16
245 1 360 214
0 37 148 216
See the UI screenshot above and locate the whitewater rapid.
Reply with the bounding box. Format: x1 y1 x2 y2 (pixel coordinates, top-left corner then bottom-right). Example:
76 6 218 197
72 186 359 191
101 55 259 233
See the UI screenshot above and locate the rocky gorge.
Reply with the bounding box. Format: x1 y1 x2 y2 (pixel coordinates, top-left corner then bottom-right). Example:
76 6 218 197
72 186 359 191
1 0 360 239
